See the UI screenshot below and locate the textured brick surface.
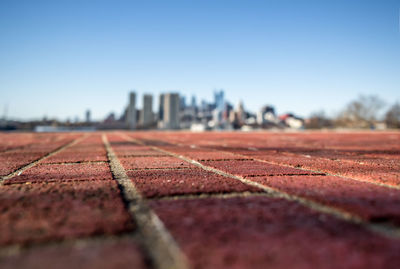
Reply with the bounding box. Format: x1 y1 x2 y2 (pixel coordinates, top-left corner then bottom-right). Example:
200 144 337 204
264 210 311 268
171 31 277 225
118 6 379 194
248 175 400 225
0 181 134 245
150 197 400 269
201 159 320 177
1 131 400 269
119 156 194 170
127 168 261 198
0 237 148 269
3 163 113 184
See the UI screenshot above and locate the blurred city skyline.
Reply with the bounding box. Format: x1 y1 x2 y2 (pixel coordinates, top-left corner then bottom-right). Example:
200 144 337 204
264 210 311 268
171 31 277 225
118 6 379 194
1 0 399 121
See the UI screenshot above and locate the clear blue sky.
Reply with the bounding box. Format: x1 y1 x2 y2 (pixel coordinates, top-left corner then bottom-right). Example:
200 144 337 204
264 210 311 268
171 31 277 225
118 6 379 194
0 0 399 121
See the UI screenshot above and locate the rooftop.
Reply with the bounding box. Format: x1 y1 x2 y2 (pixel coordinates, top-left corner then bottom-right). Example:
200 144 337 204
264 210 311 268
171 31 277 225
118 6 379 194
0 131 400 269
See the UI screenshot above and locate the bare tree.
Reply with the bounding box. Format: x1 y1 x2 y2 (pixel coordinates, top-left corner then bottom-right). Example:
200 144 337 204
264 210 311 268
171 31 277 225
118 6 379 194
336 95 385 128
385 102 400 128
305 110 333 129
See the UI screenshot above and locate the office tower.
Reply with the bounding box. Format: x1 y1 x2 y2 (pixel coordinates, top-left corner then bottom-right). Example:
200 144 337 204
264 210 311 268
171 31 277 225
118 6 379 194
158 94 165 122
180 96 186 110
141 94 153 126
126 92 137 129
163 93 180 129
85 109 91 123
214 90 224 110
191 95 196 108
237 100 245 124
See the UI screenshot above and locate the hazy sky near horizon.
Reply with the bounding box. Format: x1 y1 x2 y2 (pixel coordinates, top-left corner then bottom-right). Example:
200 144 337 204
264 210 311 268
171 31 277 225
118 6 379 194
0 0 399 121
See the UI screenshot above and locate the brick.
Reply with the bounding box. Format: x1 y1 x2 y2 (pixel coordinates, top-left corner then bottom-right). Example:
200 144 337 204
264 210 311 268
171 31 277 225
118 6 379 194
119 156 194 170
248 175 400 225
0 181 134 245
0 237 148 269
42 151 108 163
243 152 400 186
0 152 44 176
180 151 247 161
150 197 400 269
3 163 113 184
127 168 261 198
201 159 319 177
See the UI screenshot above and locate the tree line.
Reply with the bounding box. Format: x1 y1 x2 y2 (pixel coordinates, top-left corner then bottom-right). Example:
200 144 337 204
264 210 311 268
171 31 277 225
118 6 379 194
305 95 400 129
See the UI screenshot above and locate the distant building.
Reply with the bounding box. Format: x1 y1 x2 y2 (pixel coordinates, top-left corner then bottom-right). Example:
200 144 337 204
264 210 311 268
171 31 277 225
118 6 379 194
126 92 137 129
163 93 180 129
85 109 91 123
141 94 153 127
257 105 276 125
279 113 304 129
237 100 246 124
191 95 196 108
158 94 165 122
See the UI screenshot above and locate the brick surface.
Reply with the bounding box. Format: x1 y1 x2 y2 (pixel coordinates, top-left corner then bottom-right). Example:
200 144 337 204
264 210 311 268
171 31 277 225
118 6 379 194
0 237 148 269
0 152 44 176
3 163 113 184
0 181 134 246
150 197 400 269
119 156 194 170
248 175 400 225
1 131 400 269
201 159 320 177
127 168 261 198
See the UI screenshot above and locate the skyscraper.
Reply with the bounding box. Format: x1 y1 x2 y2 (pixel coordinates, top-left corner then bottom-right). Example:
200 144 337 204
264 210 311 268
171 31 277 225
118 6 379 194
158 94 165 122
126 92 137 129
85 109 91 123
163 93 180 129
141 94 153 127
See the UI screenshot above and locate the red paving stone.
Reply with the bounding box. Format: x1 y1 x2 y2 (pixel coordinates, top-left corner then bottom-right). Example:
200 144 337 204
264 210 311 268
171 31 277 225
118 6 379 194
201 159 321 177
127 168 261 198
0 181 134 246
119 156 195 170
150 197 400 269
0 237 148 269
0 152 45 176
3 163 113 184
1 131 400 268
247 175 400 225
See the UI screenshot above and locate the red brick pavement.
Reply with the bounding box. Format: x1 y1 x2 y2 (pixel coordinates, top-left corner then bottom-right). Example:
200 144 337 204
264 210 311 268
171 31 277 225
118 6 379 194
0 131 399 269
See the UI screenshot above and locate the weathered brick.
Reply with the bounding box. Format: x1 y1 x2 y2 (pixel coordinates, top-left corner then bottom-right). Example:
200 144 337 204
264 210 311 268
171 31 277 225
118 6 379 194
119 156 194 170
3 163 113 184
127 168 260 198
0 237 148 269
0 181 134 246
150 197 400 269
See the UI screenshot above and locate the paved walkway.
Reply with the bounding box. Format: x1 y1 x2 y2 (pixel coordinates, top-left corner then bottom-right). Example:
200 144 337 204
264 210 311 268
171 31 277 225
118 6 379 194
0 131 399 269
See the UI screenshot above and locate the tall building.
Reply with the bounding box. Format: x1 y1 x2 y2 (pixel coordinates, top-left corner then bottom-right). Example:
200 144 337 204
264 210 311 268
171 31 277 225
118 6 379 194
126 92 137 129
237 100 246 124
163 93 180 129
214 90 224 110
141 94 153 127
85 109 91 123
158 94 165 122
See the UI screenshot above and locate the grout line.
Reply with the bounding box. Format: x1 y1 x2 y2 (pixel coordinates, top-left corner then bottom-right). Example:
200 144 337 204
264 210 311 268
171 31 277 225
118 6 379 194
123 134 400 240
0 134 88 185
197 158 253 162
103 134 189 269
126 167 192 171
148 191 270 201
171 140 400 191
120 154 168 158
219 150 400 191
38 161 108 166
2 178 112 186
243 173 326 177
